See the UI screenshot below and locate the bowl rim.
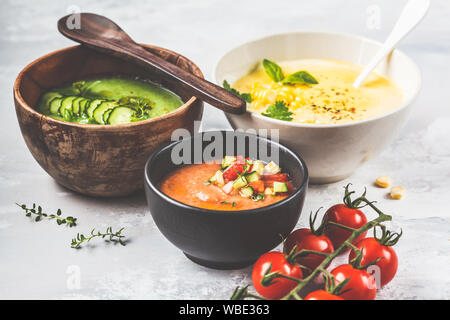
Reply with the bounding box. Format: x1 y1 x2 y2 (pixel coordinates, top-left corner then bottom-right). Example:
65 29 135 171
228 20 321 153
144 130 309 216
213 31 422 129
13 44 202 130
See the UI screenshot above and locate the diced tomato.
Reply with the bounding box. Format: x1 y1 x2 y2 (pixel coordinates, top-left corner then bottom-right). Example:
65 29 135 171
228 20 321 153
248 181 265 194
262 173 288 182
223 163 245 181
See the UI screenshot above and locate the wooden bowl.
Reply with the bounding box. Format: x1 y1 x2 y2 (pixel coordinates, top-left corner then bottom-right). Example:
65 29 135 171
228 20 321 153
14 45 204 197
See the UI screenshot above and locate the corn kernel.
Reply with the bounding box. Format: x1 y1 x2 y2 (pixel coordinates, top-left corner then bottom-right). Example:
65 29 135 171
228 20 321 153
390 186 405 200
375 175 391 188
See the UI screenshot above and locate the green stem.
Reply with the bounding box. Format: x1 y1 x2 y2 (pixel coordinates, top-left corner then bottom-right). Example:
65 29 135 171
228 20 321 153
327 221 357 232
280 211 391 300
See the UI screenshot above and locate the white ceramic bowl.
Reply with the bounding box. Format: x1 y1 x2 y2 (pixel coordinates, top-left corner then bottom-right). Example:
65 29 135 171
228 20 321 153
214 32 421 184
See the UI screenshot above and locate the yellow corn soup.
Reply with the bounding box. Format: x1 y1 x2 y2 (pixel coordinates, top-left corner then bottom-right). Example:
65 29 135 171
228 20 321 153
233 59 403 124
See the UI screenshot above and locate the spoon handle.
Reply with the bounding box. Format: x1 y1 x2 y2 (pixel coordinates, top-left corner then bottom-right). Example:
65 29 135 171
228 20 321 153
57 15 246 114
107 41 247 114
353 0 430 88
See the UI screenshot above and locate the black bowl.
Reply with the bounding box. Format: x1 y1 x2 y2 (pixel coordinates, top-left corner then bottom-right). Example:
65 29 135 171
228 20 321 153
144 131 308 269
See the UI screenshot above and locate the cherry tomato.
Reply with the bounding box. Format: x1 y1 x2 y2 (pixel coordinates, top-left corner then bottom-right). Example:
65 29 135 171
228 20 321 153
284 229 334 274
304 290 344 300
252 251 303 300
324 204 368 248
349 237 398 287
330 264 377 300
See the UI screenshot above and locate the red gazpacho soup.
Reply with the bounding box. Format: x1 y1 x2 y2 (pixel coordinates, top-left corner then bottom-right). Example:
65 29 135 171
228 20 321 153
159 156 293 211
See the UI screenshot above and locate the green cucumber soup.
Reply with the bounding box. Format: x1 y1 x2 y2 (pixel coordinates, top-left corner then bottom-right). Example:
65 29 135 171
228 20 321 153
37 77 184 125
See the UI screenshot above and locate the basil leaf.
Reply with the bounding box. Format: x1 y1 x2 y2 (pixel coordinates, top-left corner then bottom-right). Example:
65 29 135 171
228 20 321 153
262 59 284 82
281 71 318 85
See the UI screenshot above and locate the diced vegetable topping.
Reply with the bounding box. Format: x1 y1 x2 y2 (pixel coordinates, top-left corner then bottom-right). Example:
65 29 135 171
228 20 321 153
233 176 248 189
208 157 291 201
252 160 265 175
264 161 281 174
222 156 236 169
273 181 288 193
222 181 233 194
246 172 260 183
239 186 254 198
209 170 225 186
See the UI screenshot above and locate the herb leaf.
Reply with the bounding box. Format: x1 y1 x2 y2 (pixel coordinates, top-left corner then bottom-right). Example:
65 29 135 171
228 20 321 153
16 203 77 227
262 59 284 82
281 71 318 85
261 101 293 121
71 227 126 249
223 80 252 103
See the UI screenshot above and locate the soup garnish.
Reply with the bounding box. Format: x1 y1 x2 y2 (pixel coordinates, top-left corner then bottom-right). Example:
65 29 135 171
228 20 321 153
224 58 403 124
159 156 293 211
37 77 183 125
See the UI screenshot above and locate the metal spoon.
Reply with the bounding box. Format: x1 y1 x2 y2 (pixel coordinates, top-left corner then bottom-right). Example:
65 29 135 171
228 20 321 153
353 0 430 88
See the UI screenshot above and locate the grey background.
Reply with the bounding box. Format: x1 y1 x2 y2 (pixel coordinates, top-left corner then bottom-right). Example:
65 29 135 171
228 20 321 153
0 0 449 299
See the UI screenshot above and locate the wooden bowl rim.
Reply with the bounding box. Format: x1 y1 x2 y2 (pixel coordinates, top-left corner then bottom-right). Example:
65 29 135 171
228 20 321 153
14 44 203 130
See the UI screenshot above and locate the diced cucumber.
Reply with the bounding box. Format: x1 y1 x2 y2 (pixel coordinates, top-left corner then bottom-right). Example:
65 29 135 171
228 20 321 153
264 161 281 174
232 176 247 189
252 160 265 175
86 99 103 118
273 182 288 193
71 97 84 115
239 186 254 198
246 171 260 183
49 97 63 114
209 170 224 186
58 96 77 116
78 98 89 116
93 101 116 124
107 107 135 125
221 156 236 169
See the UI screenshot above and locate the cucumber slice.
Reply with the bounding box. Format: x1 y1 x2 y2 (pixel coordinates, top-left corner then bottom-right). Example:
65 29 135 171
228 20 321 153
58 96 77 116
78 98 89 115
239 186 254 198
232 176 247 189
102 108 114 124
49 97 63 114
41 92 63 113
273 182 288 193
71 97 84 115
86 99 103 118
107 107 135 125
93 101 116 124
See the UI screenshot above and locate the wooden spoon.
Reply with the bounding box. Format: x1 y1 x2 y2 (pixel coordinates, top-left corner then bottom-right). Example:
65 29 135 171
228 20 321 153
57 13 246 114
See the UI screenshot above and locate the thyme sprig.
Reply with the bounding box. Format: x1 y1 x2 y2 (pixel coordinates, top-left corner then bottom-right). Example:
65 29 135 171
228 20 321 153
71 227 126 249
16 203 77 227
